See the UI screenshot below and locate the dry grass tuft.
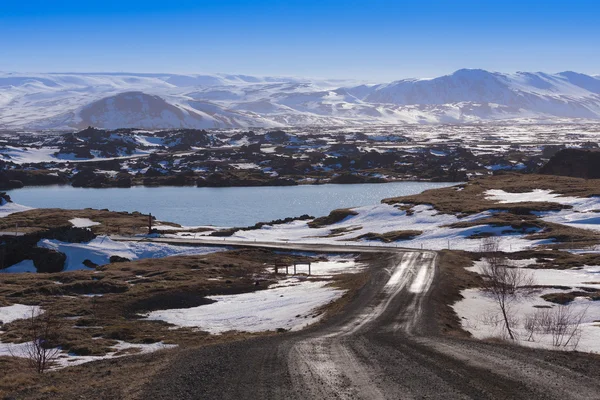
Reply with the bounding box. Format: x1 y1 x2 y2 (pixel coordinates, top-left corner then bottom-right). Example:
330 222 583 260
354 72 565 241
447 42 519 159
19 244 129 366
308 208 358 228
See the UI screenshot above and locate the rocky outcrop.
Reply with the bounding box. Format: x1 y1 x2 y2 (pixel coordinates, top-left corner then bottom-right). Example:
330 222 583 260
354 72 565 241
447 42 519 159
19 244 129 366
0 192 12 204
71 169 110 188
540 149 600 179
0 227 95 273
31 248 66 273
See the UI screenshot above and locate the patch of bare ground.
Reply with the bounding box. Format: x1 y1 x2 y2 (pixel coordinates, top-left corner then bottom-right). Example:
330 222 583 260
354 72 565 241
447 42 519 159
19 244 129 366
430 250 483 336
0 208 175 235
383 173 600 215
354 230 423 242
308 208 358 228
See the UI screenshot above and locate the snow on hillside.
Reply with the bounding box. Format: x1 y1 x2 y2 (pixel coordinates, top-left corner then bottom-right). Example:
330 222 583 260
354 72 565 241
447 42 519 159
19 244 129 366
2 70 600 129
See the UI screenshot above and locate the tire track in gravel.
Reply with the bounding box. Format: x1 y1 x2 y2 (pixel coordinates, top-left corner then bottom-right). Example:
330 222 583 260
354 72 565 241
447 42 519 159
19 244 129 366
287 252 437 400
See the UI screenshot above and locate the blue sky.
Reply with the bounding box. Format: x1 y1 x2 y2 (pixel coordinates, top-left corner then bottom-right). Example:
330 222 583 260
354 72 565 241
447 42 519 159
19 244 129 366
1 0 598 81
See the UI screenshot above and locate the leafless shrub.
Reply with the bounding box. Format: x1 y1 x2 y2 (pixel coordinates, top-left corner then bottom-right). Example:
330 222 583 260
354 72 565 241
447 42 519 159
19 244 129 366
479 237 535 340
23 309 62 373
524 305 587 350
548 304 587 349
480 310 503 328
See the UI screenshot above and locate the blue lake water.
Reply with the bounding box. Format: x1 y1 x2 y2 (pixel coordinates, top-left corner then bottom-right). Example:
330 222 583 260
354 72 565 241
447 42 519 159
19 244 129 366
6 182 456 227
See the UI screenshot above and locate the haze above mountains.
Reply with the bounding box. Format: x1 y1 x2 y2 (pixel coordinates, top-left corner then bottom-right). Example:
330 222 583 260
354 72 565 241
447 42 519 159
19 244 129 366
1 69 600 130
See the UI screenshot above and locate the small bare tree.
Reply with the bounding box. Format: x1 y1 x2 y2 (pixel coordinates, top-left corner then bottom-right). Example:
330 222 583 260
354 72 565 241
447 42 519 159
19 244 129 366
479 237 535 340
23 309 62 373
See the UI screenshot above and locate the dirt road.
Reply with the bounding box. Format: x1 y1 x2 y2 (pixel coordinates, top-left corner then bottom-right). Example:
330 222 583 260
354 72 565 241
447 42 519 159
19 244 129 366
140 242 600 400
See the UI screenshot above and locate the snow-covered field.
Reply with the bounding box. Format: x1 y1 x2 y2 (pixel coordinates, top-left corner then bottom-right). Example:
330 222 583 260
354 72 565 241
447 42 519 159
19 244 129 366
182 203 547 252
145 277 345 334
486 189 600 233
455 258 600 353
455 288 600 353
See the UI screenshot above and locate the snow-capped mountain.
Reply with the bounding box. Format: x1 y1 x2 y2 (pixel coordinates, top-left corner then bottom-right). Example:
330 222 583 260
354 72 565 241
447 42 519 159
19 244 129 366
1 69 600 130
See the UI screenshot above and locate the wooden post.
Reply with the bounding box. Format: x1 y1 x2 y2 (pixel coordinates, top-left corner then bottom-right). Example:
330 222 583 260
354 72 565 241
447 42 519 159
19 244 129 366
148 213 153 234
294 263 296 275
274 264 278 274
286 265 289 275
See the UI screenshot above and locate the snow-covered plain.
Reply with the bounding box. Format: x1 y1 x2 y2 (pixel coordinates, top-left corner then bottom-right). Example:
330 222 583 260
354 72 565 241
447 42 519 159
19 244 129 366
146 277 344 333
455 288 600 353
485 189 600 233
190 203 548 252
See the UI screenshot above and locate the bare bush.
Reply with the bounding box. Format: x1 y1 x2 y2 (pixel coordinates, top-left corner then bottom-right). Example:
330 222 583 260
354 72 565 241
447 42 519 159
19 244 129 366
479 237 535 340
524 305 587 350
23 309 62 373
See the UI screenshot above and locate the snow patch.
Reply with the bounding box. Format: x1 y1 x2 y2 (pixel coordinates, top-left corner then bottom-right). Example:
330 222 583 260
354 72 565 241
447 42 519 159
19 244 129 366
145 278 344 333
69 218 100 228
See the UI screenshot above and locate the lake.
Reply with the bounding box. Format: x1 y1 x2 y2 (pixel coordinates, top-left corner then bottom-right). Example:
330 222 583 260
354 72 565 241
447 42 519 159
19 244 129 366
6 182 456 227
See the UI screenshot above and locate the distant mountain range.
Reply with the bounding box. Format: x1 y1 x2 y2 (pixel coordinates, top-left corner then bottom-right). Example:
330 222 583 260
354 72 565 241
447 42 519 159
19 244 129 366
1 69 600 130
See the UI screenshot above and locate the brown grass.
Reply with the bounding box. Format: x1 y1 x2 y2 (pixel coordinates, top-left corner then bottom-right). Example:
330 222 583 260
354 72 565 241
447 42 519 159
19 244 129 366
355 230 422 242
431 250 483 336
308 208 358 228
383 173 600 215
0 208 173 235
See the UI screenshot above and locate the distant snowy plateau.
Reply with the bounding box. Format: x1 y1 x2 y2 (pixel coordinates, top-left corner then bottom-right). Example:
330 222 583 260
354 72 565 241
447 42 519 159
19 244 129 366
2 69 600 130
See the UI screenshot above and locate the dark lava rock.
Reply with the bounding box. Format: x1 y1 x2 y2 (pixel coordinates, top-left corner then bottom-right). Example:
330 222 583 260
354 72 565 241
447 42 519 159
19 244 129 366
42 227 96 243
71 169 109 188
540 149 600 179
0 192 12 204
83 259 98 269
109 255 131 263
32 248 66 273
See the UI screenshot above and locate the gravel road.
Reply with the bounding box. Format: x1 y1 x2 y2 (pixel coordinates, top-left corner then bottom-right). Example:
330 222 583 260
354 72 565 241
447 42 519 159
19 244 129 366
140 242 600 400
